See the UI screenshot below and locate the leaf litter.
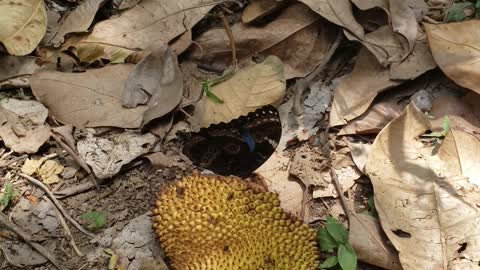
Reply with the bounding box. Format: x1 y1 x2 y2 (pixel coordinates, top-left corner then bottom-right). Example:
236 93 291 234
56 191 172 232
3 1 480 270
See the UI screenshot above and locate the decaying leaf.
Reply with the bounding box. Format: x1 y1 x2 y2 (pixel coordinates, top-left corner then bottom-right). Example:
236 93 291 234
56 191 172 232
77 129 158 179
0 0 47 55
426 21 480 95
49 0 106 46
82 0 218 50
0 100 50 153
366 104 480 269
30 64 149 128
330 48 401 127
190 55 285 129
122 44 183 127
193 4 339 79
37 160 64 184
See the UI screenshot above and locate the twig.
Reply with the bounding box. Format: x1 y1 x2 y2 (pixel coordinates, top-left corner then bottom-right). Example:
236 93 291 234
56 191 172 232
44 196 84 257
16 173 95 238
0 154 27 168
220 14 237 68
330 169 351 226
305 30 344 82
0 212 63 270
50 133 91 174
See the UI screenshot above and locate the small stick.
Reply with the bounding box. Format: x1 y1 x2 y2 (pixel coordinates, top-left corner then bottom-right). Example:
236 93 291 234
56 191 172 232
44 196 84 257
16 173 95 238
220 14 237 68
0 213 62 270
330 169 351 226
0 154 27 168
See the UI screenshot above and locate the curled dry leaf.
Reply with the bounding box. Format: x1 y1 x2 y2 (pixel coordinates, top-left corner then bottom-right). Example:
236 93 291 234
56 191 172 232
77 129 157 179
0 0 47 55
190 55 286 129
330 48 401 127
31 64 148 128
82 0 218 50
366 104 480 269
389 0 418 58
123 45 183 127
426 21 480 95
300 0 364 39
49 0 106 46
193 4 339 79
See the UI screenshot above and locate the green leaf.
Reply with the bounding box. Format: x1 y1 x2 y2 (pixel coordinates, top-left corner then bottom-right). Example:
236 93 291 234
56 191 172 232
366 196 378 217
80 211 106 230
202 80 224 104
446 2 474 22
319 256 338 269
326 217 349 245
442 116 451 134
318 228 338 252
0 182 19 208
338 243 357 270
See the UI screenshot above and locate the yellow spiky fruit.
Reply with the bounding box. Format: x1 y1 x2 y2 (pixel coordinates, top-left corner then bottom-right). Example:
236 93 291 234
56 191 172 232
152 175 319 270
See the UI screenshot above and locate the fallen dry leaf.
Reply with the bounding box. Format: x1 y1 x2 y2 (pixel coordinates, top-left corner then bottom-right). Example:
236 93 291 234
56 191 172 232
77 129 158 179
122 44 183 127
0 56 40 83
330 48 401 126
242 0 286 24
347 141 372 173
37 160 64 184
31 64 149 128
255 150 304 217
389 0 418 58
21 158 45 175
82 0 217 50
349 213 402 270
366 104 480 269
190 55 285 129
426 21 480 95
49 0 106 46
389 39 436 80
0 0 47 55
300 0 364 39
1 98 48 125
192 4 339 79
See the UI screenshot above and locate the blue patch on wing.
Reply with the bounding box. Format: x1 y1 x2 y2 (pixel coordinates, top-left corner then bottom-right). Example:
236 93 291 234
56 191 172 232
240 128 255 152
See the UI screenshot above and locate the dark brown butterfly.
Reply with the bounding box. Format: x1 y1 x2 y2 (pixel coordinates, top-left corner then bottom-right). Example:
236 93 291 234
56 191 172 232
183 106 281 177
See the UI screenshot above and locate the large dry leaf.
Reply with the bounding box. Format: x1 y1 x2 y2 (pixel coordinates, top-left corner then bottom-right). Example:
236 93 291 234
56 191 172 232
426 21 480 95
192 4 339 79
122 45 183 126
82 0 217 50
190 55 285 129
349 214 402 270
329 48 400 126
242 0 286 24
389 39 436 80
366 104 480 269
0 0 47 55
49 0 106 46
30 65 148 128
300 0 364 39
389 0 417 57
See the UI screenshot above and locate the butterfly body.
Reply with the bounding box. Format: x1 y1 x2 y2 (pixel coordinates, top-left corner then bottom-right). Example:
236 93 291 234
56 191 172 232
183 106 281 177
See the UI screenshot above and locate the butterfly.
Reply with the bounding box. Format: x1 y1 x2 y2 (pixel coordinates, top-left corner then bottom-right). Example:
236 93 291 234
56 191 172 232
183 106 282 177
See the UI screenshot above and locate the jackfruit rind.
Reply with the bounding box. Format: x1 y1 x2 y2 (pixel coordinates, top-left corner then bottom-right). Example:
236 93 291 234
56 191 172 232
152 175 319 270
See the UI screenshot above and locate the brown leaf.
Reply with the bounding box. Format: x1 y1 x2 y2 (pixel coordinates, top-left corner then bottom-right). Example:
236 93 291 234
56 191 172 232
82 0 218 50
192 4 338 79
300 0 364 39
389 39 436 80
0 56 40 83
366 104 480 269
49 0 106 46
190 55 286 129
389 0 418 57
122 45 183 127
349 214 402 270
30 64 147 128
170 30 192 55
425 21 480 95
330 48 401 126
242 0 286 24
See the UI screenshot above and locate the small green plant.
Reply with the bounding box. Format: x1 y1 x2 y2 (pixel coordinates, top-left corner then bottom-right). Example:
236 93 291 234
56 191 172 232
200 68 236 104
0 182 19 209
364 196 378 218
318 217 357 270
423 116 450 138
80 211 106 231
